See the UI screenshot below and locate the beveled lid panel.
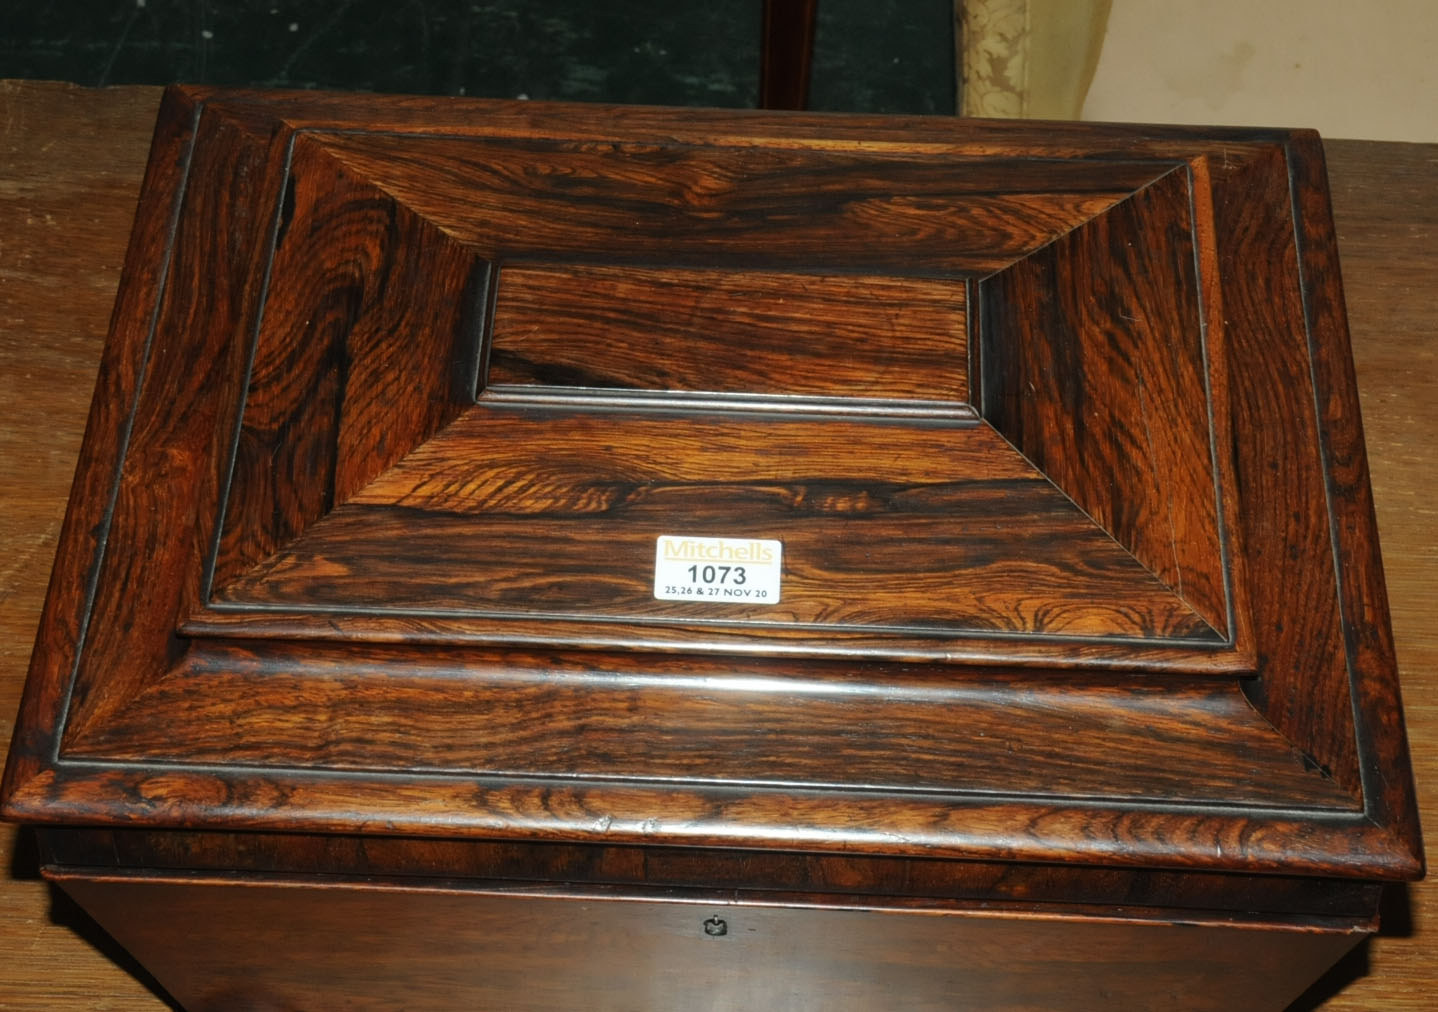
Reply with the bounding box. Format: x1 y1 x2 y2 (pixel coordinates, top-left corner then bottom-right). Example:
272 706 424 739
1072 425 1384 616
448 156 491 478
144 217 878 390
165 104 1250 663
981 166 1230 635
205 410 1221 644
306 130 1173 273
3 88 1417 880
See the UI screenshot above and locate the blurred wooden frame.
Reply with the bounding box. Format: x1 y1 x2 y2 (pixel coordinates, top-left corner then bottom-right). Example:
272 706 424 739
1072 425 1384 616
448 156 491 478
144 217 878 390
760 0 818 109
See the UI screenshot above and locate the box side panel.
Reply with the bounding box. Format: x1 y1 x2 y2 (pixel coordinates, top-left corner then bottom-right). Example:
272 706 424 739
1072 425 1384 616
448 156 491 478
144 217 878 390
57 871 1368 1012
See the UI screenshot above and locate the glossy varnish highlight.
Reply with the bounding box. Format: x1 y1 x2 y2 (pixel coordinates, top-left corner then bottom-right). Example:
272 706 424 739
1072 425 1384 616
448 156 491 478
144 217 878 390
0 86 1422 1011
2 82 1419 862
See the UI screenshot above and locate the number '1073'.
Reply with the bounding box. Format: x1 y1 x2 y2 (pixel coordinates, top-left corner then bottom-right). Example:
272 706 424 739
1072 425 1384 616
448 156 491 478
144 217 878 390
687 564 746 585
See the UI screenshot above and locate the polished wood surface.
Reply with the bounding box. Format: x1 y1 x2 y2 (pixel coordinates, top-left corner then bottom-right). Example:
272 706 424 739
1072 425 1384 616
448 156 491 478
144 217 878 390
2 86 1414 881
487 264 972 400
981 164 1228 634
206 413 1223 637
0 81 1431 1009
56 872 1367 1012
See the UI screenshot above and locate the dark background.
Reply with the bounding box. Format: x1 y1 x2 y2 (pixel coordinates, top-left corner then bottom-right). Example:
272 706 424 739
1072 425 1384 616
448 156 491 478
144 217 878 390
2 0 956 113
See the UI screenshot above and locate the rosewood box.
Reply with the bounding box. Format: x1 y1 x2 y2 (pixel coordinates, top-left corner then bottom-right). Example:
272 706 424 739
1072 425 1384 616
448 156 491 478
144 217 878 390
1 86 1423 1010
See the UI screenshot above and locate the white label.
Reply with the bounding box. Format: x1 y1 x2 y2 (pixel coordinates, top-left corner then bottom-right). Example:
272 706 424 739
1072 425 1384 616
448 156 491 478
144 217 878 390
653 535 782 604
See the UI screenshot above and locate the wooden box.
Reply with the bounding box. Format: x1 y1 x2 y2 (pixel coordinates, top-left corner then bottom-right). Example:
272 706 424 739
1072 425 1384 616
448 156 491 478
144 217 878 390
1 86 1423 1010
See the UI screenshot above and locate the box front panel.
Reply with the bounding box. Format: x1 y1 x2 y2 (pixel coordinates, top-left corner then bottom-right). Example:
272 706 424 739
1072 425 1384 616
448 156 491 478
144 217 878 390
60 872 1368 1012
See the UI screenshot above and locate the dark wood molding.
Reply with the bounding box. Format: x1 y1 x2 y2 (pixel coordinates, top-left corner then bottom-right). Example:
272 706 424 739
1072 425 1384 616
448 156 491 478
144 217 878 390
0 84 1423 1009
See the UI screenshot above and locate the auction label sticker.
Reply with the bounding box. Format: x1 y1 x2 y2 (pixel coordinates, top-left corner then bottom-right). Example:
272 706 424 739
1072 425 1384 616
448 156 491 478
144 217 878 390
654 535 782 604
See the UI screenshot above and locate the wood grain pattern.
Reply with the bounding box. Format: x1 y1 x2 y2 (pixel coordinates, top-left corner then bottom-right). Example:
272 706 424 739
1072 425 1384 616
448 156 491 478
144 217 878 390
207 500 1215 636
61 643 1345 808
1209 143 1364 798
488 264 970 403
309 131 1176 274
0 81 181 1012
209 409 1220 644
40 827 1383 920
0 84 1430 1011
1317 137 1438 1012
209 134 485 593
49 98 290 752
5 760 1409 878
1285 133 1422 863
981 165 1229 636
2 84 1415 870
0 85 200 812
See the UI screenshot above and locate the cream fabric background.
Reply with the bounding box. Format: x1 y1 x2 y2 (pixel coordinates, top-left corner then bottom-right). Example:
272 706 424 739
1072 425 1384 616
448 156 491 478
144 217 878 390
1084 0 1437 141
959 0 1111 119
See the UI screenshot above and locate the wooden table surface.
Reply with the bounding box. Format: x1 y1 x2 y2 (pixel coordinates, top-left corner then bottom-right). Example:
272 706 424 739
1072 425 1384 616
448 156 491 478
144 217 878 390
0 80 1432 1010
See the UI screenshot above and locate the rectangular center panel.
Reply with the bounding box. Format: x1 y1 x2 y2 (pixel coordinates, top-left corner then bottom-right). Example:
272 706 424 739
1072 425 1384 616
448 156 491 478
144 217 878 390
485 264 971 406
